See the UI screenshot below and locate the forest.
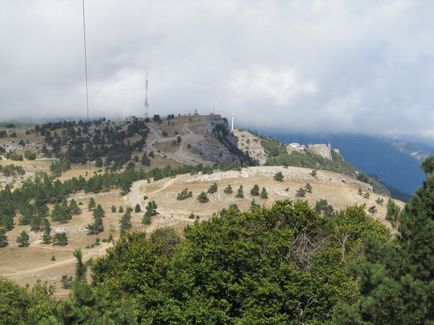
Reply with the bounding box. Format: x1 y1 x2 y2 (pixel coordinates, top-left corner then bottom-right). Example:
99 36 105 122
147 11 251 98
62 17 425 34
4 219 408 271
0 158 432 324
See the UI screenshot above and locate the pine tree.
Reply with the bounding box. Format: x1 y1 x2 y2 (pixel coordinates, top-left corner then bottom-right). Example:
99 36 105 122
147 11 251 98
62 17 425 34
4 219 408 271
0 228 8 247
41 218 52 244
141 152 151 166
386 198 401 225
224 185 233 194
250 184 260 196
134 204 141 213
73 249 87 282
0 215 14 231
274 171 284 182
334 157 434 323
236 185 244 198
142 201 157 224
197 191 209 203
111 205 117 213
86 205 104 235
69 199 81 215
250 199 260 210
296 188 306 198
88 197 96 211
16 230 30 247
53 232 68 246
119 210 132 233
207 183 218 194
260 187 268 199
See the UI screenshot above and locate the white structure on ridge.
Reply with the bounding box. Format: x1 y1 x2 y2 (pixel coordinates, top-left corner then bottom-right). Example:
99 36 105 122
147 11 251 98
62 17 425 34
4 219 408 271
231 114 235 131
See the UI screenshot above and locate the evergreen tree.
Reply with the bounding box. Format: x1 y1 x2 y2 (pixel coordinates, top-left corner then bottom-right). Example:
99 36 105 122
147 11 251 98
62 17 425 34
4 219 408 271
250 184 260 196
141 152 151 166
197 191 209 203
134 203 141 213
305 183 312 193
69 199 81 215
30 215 41 232
16 230 30 247
0 228 8 247
334 157 434 323
224 185 233 194
73 249 87 282
51 201 71 223
386 198 401 225
236 185 244 198
296 188 306 198
88 197 96 211
142 201 157 224
260 187 268 199
207 183 218 194
142 214 152 225
53 232 68 246
120 210 132 233
111 205 117 213
86 205 104 235
314 199 334 217
0 214 14 231
250 199 260 210
177 188 193 200
41 218 52 244
274 171 284 182
119 206 124 213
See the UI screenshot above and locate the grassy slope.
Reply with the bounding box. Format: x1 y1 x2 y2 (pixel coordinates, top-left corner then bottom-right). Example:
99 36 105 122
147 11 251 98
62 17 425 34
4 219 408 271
260 138 393 197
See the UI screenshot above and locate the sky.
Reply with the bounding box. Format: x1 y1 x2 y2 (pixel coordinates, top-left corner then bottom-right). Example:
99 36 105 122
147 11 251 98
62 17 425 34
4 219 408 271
1 0 434 144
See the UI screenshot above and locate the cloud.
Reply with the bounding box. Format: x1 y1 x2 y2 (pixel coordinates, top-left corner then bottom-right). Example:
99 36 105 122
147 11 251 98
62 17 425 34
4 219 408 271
0 0 434 144
229 67 316 105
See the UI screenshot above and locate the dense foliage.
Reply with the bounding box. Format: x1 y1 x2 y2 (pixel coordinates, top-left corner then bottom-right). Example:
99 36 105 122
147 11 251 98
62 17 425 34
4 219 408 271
0 157 432 324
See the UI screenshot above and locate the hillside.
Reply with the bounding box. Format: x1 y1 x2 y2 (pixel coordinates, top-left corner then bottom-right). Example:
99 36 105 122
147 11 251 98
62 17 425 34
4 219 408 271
233 129 393 197
0 115 407 297
267 132 431 196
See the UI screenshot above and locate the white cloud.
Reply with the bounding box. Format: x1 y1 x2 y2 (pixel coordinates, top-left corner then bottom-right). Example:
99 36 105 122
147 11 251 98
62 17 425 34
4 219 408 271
229 67 316 105
0 0 433 144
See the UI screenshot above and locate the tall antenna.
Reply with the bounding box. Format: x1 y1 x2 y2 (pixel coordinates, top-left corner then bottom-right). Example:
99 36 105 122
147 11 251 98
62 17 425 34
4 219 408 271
144 72 149 118
82 0 90 122
231 114 235 132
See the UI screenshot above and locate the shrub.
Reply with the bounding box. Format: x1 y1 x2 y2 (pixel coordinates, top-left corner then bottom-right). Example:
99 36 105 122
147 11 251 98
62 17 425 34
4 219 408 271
177 188 193 200
260 187 268 199
250 184 260 196
236 185 244 198
16 230 30 247
197 191 209 203
296 188 306 198
207 183 218 194
274 171 284 182
224 185 233 194
53 232 68 246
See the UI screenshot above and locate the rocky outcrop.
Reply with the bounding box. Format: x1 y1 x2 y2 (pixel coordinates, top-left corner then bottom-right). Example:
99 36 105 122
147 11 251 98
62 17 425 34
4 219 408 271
306 144 333 160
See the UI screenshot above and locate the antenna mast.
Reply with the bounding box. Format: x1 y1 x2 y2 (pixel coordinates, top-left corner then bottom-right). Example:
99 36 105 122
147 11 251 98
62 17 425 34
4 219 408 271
144 72 149 118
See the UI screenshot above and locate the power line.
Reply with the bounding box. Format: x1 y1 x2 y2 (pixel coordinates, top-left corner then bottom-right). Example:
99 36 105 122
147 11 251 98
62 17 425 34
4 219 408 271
81 0 91 176
82 0 89 122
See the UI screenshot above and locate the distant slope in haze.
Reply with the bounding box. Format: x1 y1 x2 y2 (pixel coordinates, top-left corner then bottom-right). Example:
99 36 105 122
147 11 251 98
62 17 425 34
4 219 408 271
267 133 427 195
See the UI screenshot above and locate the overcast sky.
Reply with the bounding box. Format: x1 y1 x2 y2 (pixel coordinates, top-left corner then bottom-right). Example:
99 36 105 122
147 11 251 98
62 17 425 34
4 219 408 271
1 0 434 144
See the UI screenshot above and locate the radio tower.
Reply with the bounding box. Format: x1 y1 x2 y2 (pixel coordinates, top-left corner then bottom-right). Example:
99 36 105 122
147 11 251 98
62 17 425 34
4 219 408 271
144 72 149 118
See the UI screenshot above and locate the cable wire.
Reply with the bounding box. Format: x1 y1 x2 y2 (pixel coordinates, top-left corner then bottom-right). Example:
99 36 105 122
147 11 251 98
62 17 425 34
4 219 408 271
82 0 89 122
